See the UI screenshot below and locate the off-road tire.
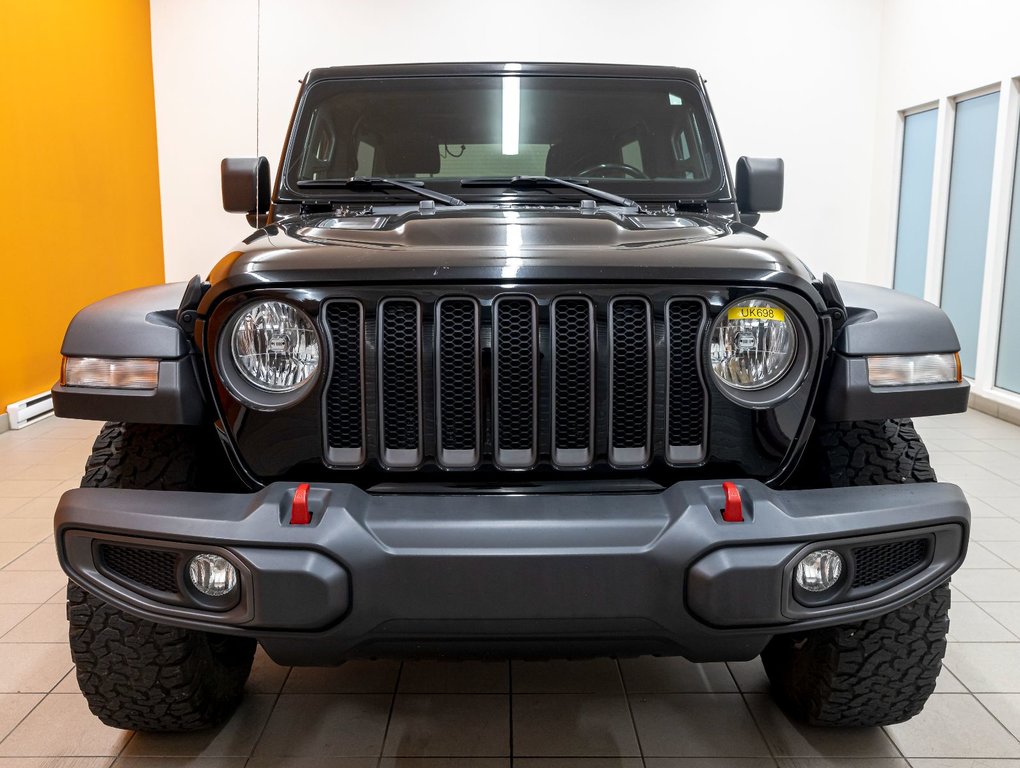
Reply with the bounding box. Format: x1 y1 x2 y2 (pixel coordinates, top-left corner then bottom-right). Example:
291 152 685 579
795 418 937 487
764 418 949 726
762 582 950 726
67 422 255 731
81 421 241 492
68 582 255 731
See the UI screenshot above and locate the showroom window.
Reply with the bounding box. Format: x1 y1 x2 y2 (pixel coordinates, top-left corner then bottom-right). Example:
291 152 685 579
894 108 938 299
940 91 999 378
997 113 1020 394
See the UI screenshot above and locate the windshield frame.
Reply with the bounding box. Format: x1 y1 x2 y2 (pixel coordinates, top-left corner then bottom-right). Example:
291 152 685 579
275 73 734 206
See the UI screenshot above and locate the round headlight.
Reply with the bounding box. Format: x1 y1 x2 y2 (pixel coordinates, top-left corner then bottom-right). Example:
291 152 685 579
231 301 320 392
710 299 797 390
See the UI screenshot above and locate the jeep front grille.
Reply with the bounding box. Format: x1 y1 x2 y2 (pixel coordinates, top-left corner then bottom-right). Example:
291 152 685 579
324 290 707 472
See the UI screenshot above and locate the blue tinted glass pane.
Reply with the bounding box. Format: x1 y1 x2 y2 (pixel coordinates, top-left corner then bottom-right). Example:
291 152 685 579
894 109 938 298
996 118 1020 394
941 92 999 378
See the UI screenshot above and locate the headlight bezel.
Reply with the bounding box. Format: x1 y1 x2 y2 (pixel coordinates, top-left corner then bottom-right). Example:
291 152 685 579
707 295 811 408
217 299 323 411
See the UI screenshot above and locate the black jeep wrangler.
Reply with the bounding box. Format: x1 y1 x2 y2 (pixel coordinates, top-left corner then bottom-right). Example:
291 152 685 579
53 63 971 732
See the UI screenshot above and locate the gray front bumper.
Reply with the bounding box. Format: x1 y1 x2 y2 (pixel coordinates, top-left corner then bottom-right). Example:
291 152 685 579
54 479 969 664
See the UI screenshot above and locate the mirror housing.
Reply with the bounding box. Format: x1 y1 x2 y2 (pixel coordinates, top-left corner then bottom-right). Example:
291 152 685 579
736 156 784 215
221 157 271 226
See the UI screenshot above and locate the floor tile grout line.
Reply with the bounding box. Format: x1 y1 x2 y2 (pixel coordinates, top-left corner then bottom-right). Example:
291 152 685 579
373 660 404 766
0 690 47 750
0 624 81 753
969 689 1020 750
0 598 54 643
615 657 646 765
244 662 294 766
739 688 781 763
969 599 1020 641
508 659 514 761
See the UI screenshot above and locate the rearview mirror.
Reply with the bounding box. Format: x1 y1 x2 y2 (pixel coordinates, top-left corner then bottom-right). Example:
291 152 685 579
221 157 271 226
736 156 784 215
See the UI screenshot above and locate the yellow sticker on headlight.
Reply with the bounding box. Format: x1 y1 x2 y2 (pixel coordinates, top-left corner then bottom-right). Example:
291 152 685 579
728 306 786 322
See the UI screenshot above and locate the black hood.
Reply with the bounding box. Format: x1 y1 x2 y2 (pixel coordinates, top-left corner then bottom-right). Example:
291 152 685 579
203 208 821 309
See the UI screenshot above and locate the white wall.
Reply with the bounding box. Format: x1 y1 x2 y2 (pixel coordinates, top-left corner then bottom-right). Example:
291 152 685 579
150 0 884 282
867 0 1020 410
149 0 258 282
867 0 1020 281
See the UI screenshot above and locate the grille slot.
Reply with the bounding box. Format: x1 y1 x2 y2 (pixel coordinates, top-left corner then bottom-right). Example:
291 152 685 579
324 301 365 465
608 297 652 467
378 298 423 467
852 538 930 588
551 297 595 467
436 298 481 468
666 299 707 463
99 543 180 594
493 296 538 468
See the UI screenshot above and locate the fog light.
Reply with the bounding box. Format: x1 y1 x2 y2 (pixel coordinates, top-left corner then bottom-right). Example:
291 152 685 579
187 554 238 597
795 549 843 592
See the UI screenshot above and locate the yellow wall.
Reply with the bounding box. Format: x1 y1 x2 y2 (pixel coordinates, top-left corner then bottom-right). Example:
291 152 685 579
0 0 165 412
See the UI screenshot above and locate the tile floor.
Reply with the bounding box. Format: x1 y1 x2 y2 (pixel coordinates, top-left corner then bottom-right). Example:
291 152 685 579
0 410 1018 766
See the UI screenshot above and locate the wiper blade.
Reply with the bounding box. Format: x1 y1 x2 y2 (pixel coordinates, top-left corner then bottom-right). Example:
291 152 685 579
297 176 466 206
461 175 638 209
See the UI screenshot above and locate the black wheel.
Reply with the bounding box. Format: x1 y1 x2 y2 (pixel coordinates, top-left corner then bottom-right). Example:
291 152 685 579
67 422 255 732
764 418 949 727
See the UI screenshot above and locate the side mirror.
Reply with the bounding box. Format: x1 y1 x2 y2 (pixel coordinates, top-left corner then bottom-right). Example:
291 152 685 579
736 156 784 215
221 157 271 226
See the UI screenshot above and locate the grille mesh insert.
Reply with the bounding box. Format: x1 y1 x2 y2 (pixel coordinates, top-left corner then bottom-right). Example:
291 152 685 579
667 300 706 450
99 544 180 594
553 299 594 452
379 300 422 453
494 298 537 453
324 302 363 454
437 299 479 454
610 299 652 451
852 538 929 588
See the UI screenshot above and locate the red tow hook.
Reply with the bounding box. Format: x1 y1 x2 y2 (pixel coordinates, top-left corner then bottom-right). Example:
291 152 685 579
722 481 744 523
290 483 312 525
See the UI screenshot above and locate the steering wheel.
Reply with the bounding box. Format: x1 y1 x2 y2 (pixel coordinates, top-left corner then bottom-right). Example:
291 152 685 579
576 162 649 179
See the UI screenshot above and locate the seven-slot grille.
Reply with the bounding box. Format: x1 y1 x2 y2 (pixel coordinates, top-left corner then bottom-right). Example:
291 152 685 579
324 293 707 471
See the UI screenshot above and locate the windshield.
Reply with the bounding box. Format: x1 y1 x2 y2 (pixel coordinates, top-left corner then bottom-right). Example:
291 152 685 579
282 75 727 203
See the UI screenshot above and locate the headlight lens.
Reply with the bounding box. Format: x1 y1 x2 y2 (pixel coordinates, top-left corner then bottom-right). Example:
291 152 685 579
230 301 320 392
710 299 797 390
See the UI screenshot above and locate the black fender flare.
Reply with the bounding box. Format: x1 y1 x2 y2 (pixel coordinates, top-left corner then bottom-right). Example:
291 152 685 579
819 281 969 421
52 283 208 425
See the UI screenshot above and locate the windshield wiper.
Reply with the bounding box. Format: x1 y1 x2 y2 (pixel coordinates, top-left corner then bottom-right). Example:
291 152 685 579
461 175 639 209
297 176 466 207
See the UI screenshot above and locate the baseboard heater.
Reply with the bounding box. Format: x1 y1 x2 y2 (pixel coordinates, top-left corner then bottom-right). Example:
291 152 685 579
6 391 54 430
